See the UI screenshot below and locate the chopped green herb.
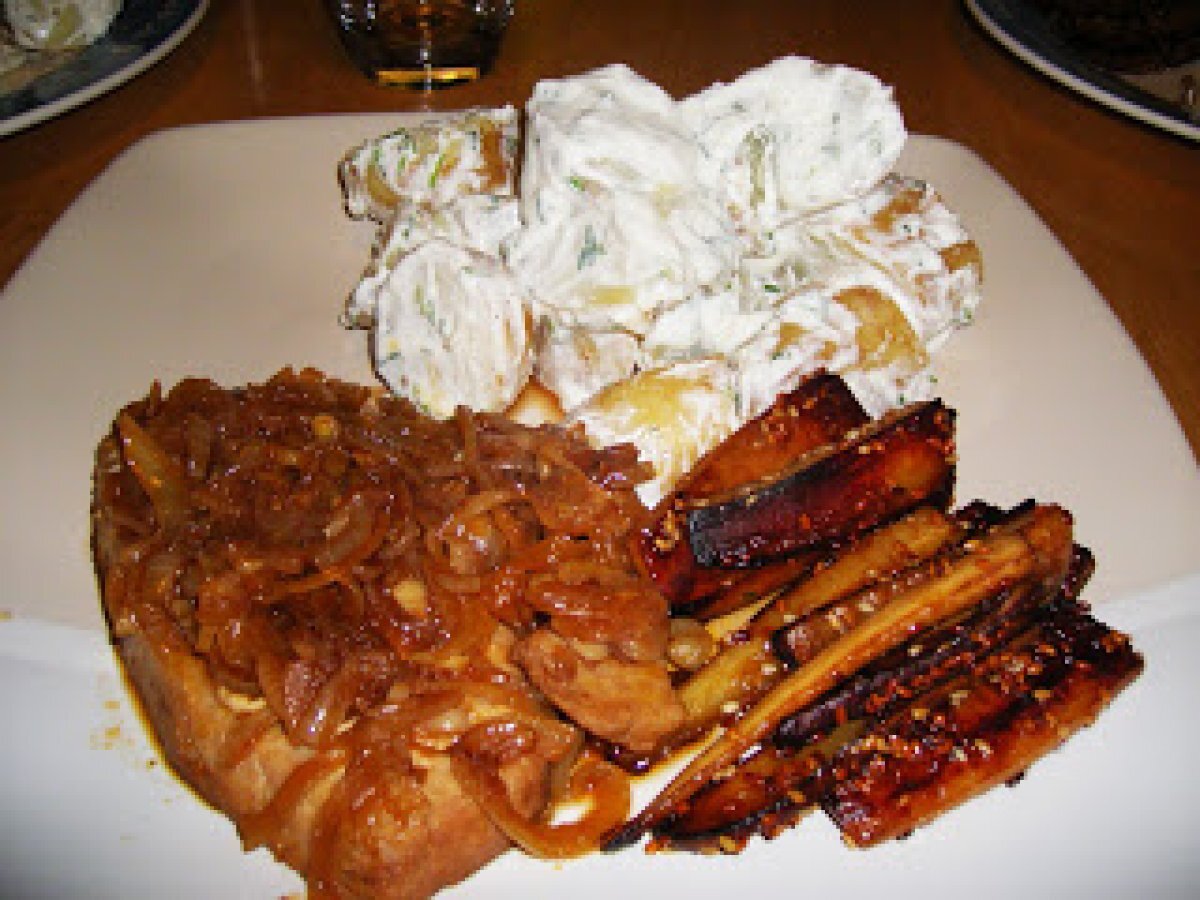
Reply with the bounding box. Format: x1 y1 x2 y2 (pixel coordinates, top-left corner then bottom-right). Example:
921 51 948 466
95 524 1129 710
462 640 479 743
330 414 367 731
578 224 604 270
381 129 415 173
428 151 446 188
414 284 435 325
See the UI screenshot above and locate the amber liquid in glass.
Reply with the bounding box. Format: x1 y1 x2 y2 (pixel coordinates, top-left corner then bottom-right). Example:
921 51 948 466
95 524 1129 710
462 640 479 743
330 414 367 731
329 1 510 88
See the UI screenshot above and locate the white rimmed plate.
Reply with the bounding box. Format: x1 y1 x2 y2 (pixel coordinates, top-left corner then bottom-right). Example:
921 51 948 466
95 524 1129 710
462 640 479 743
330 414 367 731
0 116 1197 896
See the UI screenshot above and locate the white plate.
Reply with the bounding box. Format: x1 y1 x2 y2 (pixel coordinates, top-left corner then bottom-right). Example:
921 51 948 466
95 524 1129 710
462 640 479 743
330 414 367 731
4 574 1198 899
0 0 208 137
965 0 1200 142
0 117 1198 896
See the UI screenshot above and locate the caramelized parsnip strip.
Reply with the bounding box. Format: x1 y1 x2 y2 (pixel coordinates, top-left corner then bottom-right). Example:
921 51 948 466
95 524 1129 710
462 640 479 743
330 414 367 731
754 506 963 635
686 401 955 568
637 370 868 611
651 718 867 851
662 369 868 506
672 552 818 622
774 578 1050 747
607 505 1073 847
673 635 777 746
826 609 1143 846
671 507 963 746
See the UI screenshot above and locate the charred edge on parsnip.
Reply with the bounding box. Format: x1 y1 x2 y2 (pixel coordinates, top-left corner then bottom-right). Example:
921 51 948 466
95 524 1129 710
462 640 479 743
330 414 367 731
773 581 1060 745
603 510 969 776
684 401 956 569
646 740 834 854
667 554 820 622
665 370 870 506
950 501 1097 601
635 370 868 612
650 507 969 764
774 535 1098 745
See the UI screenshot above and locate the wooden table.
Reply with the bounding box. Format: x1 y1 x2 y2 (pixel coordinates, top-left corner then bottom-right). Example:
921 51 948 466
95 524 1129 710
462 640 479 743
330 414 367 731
2 0 1197 460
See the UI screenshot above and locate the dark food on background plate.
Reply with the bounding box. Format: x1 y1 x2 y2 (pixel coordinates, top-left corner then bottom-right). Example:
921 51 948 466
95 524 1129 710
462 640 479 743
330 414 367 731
1027 0 1200 71
91 368 1142 898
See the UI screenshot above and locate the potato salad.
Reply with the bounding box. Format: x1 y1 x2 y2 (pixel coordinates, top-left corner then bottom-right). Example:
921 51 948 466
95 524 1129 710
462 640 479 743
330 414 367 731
339 58 983 505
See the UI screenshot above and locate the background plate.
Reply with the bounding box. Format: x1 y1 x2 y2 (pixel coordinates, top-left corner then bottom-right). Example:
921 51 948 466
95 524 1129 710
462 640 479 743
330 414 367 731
965 0 1200 141
0 115 1198 895
0 0 208 137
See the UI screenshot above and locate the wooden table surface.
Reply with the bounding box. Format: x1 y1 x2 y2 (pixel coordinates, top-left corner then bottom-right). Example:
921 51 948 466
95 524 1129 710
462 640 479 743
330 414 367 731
2 0 1197 460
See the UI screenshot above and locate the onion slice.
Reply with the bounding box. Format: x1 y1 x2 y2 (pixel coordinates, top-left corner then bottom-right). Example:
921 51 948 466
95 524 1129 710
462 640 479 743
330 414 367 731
452 753 630 858
116 412 190 532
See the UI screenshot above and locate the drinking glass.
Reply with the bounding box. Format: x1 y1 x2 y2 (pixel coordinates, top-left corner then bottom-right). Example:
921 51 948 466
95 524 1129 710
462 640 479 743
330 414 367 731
327 1 515 88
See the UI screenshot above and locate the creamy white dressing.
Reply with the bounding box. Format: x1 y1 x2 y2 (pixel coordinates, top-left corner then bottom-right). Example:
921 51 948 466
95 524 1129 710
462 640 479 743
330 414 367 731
682 57 906 230
508 64 738 338
733 264 922 418
642 286 773 366
372 239 531 419
534 324 644 412
788 174 983 347
5 0 121 49
346 194 520 326
729 174 982 416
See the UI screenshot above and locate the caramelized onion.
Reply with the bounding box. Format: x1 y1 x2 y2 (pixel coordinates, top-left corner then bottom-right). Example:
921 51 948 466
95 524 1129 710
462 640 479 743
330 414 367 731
240 747 347 853
451 753 630 859
116 412 190 532
292 663 359 747
314 492 382 569
94 370 662 887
